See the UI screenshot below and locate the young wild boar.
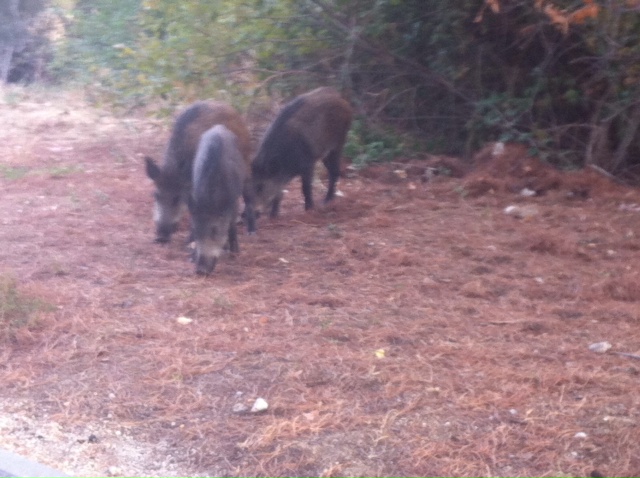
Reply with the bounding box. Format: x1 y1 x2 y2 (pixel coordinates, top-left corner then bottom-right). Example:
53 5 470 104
250 87 353 219
189 125 247 276
145 101 254 243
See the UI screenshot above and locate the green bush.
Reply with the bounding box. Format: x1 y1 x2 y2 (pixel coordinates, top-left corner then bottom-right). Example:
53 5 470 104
48 0 640 173
345 118 412 167
50 0 141 99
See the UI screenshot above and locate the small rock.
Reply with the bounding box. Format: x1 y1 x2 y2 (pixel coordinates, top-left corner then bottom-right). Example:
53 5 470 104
107 466 121 476
618 203 640 212
88 434 99 443
504 204 539 219
520 188 536 197
574 432 588 439
504 205 518 214
588 341 612 353
251 398 269 413
176 316 193 325
421 277 438 287
303 411 319 421
232 403 248 414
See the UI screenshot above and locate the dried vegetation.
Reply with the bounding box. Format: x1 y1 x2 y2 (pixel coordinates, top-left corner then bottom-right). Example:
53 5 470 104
1 87 640 477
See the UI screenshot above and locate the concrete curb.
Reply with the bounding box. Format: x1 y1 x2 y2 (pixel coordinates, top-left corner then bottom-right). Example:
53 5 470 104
0 448 69 477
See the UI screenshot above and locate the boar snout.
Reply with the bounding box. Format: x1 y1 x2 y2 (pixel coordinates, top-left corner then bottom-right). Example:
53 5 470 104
155 223 178 243
195 256 217 276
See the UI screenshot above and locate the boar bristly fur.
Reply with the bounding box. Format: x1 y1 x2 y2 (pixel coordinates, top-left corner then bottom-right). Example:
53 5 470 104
189 125 247 276
145 101 253 243
251 87 353 219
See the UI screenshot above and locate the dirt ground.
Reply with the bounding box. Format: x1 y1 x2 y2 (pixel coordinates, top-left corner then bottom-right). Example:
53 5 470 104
1 85 640 477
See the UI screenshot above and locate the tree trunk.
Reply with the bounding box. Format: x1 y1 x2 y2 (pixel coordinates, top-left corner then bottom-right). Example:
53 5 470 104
612 105 640 173
0 46 15 83
0 0 25 83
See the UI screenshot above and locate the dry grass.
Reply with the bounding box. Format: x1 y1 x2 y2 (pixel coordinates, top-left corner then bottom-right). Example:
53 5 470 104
1 93 640 477
0 273 54 343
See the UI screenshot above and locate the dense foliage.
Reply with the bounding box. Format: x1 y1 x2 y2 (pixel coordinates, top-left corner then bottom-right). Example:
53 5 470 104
51 0 141 99
24 1 640 172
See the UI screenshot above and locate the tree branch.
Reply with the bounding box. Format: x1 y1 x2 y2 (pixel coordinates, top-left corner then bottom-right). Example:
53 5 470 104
305 0 473 103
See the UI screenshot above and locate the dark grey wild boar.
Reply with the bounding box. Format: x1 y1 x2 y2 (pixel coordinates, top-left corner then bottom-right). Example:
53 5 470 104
145 101 253 243
189 125 247 276
250 87 353 218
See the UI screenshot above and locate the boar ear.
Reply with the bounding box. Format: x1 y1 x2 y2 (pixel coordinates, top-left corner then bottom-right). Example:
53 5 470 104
145 156 161 181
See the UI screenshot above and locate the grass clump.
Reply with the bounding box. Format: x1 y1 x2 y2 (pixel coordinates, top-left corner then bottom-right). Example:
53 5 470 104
0 165 30 180
0 274 52 342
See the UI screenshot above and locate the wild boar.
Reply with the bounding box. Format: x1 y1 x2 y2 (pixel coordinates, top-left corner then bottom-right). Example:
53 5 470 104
250 87 353 218
145 101 253 243
189 125 247 276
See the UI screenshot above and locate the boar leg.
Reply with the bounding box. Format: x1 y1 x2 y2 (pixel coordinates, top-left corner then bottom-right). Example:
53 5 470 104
242 184 256 234
269 190 283 218
301 165 315 210
228 221 239 253
323 149 341 203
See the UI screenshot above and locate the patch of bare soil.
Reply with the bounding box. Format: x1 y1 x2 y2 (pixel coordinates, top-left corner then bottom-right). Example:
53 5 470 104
1 86 640 477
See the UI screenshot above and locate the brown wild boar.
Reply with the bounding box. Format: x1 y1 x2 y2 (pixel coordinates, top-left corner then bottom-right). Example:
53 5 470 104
145 101 254 243
189 125 247 276
250 87 353 218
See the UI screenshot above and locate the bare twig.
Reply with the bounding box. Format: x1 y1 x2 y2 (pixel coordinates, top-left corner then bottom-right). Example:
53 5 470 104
588 164 625 184
611 351 640 360
304 0 473 103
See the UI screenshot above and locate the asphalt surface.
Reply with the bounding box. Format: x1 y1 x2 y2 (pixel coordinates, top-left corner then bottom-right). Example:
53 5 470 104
0 448 69 477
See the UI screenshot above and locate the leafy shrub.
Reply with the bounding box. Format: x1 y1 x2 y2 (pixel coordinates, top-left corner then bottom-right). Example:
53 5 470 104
47 0 640 174
50 0 141 95
345 118 411 167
